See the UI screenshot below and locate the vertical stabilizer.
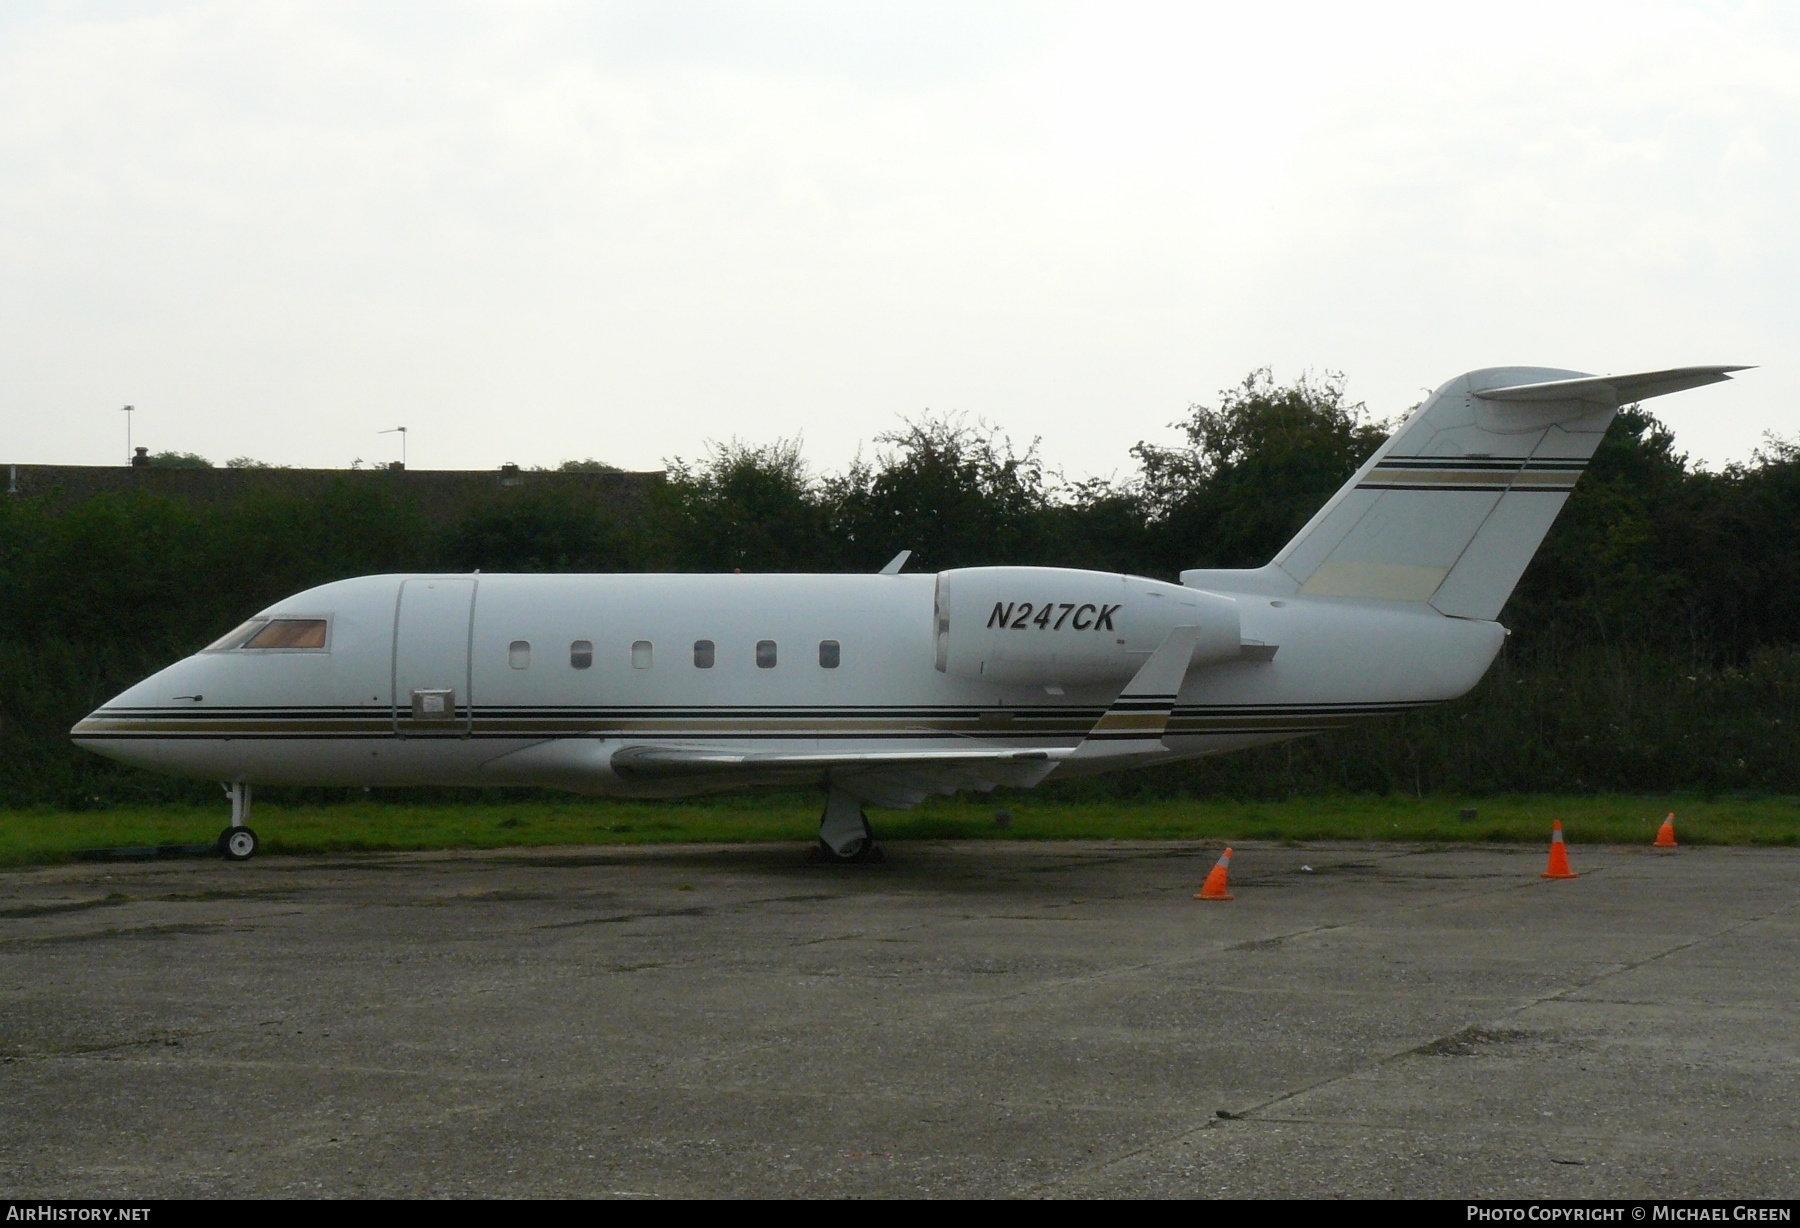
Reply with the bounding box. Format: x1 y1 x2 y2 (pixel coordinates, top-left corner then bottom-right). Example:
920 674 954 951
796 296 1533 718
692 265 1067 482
1259 365 1746 620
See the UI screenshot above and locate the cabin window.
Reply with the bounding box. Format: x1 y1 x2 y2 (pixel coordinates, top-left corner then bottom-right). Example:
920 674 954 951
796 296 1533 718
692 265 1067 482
693 640 715 669
819 640 840 669
509 640 531 669
756 640 777 669
208 618 328 651
632 640 653 669
570 640 593 669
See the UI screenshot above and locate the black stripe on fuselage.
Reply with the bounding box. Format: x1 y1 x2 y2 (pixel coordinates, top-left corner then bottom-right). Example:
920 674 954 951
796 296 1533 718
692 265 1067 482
75 701 1433 740
88 701 1431 719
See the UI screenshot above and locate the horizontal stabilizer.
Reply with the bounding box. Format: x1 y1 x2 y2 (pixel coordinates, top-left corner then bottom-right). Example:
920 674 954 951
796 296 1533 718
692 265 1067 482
1474 366 1750 406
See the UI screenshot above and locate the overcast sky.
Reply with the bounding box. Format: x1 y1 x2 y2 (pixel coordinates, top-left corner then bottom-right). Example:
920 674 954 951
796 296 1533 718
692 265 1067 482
2 1 1794 478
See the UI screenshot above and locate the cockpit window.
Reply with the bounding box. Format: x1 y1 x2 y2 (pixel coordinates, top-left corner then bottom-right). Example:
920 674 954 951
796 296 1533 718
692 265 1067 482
206 618 329 651
244 619 328 649
205 619 269 652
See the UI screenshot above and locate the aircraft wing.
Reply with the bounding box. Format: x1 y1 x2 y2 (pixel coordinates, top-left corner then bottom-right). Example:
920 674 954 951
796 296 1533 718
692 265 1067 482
610 744 1063 808
610 744 1054 776
609 626 1206 806
482 625 1204 806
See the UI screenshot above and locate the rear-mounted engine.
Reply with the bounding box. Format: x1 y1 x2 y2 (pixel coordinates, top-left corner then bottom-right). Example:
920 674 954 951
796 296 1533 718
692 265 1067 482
932 566 1243 685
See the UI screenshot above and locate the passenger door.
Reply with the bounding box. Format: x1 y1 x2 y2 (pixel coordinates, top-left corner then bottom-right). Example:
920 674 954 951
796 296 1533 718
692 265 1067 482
392 577 477 737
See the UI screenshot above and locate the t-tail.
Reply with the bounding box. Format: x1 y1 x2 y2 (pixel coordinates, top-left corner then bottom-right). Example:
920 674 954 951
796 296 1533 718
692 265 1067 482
1183 365 1750 619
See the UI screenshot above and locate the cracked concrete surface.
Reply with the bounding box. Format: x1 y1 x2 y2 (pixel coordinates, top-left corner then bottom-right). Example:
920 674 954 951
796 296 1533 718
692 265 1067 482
0 839 1794 1197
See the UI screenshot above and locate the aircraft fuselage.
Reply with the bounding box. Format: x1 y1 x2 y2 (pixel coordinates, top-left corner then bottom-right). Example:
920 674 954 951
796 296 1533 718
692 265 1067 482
73 569 1503 796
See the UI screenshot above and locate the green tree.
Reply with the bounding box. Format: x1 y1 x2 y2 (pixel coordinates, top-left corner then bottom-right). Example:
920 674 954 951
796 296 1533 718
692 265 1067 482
661 440 833 571
146 451 213 468
1503 408 1694 650
445 495 639 573
1698 436 1800 652
824 416 1052 571
1130 369 1389 576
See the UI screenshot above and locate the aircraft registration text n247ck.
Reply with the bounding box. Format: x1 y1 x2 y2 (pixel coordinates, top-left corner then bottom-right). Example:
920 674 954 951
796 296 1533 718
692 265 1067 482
985 603 1122 631
72 364 1750 863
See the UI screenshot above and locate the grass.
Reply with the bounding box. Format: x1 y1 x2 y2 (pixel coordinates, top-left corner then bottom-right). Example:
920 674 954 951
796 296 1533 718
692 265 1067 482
0 793 1796 868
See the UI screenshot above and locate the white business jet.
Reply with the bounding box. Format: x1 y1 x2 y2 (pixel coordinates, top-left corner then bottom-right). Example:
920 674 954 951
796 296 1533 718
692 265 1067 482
74 365 1746 863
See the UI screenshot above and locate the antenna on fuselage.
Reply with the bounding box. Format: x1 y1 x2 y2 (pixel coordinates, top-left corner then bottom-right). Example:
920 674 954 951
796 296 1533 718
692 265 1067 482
879 550 912 576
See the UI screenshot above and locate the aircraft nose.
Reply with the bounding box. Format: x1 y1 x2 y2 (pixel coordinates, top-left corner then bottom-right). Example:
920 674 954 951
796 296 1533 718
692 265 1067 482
72 686 126 737
70 689 141 758
69 663 204 769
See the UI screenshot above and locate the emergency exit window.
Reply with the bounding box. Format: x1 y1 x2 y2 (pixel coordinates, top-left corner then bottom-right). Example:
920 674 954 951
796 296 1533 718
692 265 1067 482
756 640 777 669
509 640 531 669
632 640 653 669
570 640 593 669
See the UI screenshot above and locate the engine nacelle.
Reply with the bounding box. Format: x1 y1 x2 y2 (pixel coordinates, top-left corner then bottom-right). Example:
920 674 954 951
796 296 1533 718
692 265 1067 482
933 566 1242 685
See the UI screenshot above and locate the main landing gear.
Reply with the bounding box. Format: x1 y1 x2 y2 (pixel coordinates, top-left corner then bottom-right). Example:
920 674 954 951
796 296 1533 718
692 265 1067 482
815 788 885 864
217 781 260 862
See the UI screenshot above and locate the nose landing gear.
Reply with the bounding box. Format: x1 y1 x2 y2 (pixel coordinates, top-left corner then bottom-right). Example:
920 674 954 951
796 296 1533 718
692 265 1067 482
217 781 260 862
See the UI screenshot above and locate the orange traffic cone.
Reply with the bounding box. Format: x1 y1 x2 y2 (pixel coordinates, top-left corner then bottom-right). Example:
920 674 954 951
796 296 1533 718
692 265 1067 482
1654 813 1677 848
1541 821 1577 879
1195 847 1235 900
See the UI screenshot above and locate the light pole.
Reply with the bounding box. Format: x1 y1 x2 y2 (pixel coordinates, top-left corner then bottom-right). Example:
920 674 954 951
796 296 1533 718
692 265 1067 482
121 405 134 464
378 426 407 469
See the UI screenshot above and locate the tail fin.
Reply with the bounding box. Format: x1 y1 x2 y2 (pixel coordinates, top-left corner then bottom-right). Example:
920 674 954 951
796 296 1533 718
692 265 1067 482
1245 365 1747 620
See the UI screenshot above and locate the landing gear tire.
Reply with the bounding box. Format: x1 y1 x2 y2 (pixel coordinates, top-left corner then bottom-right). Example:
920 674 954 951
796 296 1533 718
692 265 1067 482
219 826 260 862
218 782 257 861
812 836 886 865
815 788 885 865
